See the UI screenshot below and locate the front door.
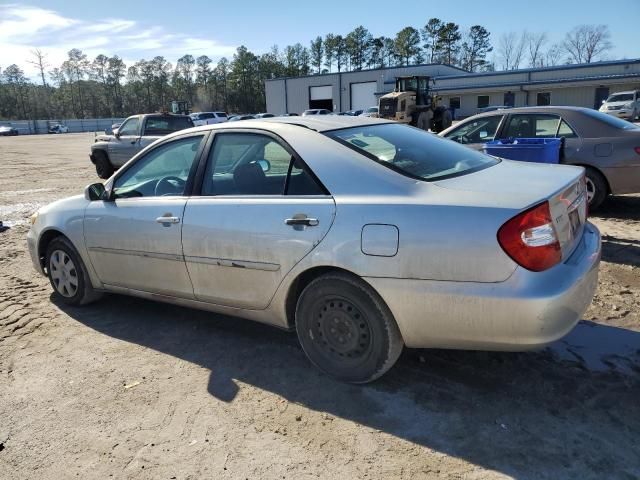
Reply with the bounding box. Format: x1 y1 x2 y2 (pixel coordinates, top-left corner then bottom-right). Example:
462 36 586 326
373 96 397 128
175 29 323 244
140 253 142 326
442 115 505 151
85 133 206 297
182 131 335 309
109 116 142 167
594 87 610 109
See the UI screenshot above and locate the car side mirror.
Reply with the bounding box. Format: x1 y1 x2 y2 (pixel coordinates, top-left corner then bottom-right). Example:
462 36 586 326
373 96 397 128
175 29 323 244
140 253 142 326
114 129 120 138
84 183 107 201
256 159 271 172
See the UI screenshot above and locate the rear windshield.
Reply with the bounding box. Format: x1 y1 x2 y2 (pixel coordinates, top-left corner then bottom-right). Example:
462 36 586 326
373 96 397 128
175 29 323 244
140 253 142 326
324 123 498 181
145 116 193 135
607 94 634 102
583 109 640 130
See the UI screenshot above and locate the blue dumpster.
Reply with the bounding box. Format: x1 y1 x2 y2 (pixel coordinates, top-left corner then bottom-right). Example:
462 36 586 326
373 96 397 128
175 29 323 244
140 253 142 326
482 138 561 164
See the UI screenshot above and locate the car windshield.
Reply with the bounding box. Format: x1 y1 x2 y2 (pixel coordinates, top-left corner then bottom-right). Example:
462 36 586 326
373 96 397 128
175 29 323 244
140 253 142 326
583 109 640 130
607 94 634 102
325 123 498 181
145 116 193 135
366 107 378 113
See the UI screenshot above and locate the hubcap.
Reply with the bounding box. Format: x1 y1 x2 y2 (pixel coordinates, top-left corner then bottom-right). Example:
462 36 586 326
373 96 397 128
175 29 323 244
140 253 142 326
49 250 78 297
311 298 372 360
586 177 596 203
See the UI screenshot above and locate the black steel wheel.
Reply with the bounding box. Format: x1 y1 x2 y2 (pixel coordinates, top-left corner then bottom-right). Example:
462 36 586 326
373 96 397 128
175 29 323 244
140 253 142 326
295 272 403 383
94 151 114 179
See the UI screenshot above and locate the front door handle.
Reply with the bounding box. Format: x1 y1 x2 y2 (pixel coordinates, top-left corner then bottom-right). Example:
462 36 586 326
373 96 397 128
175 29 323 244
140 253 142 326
156 215 180 225
285 217 319 227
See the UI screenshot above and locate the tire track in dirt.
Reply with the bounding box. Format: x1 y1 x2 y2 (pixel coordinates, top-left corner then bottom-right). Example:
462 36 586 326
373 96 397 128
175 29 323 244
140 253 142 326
0 275 53 342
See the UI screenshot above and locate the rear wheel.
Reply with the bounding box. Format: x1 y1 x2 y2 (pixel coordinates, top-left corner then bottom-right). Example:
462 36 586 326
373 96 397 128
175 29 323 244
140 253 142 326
585 167 608 211
433 108 453 133
295 272 403 383
94 151 114 179
46 237 102 306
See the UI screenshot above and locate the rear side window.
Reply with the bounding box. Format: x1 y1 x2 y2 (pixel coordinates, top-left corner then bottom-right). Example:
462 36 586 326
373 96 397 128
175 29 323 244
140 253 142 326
557 120 578 138
201 133 326 196
325 123 498 181
145 116 194 135
503 114 560 138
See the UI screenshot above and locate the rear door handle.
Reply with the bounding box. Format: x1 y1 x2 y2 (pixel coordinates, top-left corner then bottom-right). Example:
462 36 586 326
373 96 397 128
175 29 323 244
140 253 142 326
285 217 319 227
156 216 180 224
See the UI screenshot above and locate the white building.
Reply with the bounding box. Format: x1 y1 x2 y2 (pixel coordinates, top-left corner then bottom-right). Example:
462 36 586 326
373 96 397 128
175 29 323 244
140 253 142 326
265 59 640 117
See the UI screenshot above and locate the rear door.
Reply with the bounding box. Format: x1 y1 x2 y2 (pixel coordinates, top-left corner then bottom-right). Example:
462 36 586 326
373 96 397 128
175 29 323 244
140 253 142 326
182 130 335 309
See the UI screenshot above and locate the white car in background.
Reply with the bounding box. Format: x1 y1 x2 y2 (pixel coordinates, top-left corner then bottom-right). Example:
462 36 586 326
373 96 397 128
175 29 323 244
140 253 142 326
599 91 640 121
359 106 379 118
190 112 228 126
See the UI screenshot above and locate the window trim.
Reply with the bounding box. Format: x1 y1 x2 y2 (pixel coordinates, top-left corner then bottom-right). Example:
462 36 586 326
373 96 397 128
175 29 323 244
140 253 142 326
501 113 562 139
107 131 210 199
117 116 141 137
192 128 331 198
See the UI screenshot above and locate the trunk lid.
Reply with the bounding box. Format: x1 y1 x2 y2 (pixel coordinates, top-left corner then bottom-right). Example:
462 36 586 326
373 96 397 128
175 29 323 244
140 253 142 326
434 159 588 259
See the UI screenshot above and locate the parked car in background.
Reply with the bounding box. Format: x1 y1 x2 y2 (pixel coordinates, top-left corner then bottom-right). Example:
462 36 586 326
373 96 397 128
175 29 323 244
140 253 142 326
599 90 640 121
302 109 332 116
29 116 599 383
90 113 193 179
48 124 69 134
254 113 276 118
343 109 364 116
0 125 19 136
359 106 379 117
280 113 299 117
190 111 228 126
478 105 513 113
439 106 640 209
228 114 256 121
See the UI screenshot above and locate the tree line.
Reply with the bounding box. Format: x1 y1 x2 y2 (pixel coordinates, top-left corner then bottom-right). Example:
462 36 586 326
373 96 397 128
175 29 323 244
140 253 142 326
0 22 613 120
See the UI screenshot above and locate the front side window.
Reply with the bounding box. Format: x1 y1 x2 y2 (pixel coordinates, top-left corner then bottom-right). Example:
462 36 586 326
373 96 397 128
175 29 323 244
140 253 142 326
202 133 325 196
113 135 203 198
118 117 140 136
444 115 503 144
325 123 498 182
503 114 560 138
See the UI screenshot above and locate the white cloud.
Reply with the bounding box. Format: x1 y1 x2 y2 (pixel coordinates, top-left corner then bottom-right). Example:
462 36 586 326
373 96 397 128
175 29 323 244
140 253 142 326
0 4 237 80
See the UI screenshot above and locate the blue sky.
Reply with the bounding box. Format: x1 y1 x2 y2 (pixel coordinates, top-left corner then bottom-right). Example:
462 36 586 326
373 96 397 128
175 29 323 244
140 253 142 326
1 0 639 79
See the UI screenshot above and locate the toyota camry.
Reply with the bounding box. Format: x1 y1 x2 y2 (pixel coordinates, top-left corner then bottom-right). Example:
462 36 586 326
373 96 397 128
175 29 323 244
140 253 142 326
27 116 601 383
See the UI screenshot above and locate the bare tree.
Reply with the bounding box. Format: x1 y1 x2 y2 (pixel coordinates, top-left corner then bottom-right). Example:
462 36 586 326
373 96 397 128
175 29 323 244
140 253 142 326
563 25 612 63
545 43 564 66
527 32 547 67
27 48 49 87
498 32 526 70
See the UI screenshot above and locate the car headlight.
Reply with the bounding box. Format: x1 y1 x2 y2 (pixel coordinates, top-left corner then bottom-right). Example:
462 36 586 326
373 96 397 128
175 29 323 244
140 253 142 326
30 212 39 225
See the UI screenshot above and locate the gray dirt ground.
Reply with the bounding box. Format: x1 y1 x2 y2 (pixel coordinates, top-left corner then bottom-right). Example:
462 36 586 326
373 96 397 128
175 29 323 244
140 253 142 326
0 133 639 480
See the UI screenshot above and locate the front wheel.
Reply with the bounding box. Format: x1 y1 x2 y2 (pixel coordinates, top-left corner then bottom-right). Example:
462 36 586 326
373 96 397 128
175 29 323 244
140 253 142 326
295 273 403 383
46 237 102 306
94 151 114 179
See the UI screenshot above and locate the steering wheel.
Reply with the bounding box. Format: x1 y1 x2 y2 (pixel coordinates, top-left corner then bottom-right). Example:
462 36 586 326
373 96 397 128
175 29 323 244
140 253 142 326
154 176 186 196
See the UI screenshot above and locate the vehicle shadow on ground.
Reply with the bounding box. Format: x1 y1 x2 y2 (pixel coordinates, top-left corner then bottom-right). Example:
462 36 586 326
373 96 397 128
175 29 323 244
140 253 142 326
57 295 640 480
594 195 640 221
601 235 640 267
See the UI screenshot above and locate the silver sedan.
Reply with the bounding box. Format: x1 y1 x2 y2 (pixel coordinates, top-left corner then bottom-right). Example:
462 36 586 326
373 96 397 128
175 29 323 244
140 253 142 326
27 116 601 383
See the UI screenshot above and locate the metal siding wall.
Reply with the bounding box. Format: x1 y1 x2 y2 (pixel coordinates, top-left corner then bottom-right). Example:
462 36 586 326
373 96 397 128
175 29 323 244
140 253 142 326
282 74 340 114
265 80 286 115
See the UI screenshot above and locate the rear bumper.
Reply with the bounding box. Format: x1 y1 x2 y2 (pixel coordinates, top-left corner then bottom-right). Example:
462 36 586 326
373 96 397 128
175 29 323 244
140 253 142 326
366 222 601 350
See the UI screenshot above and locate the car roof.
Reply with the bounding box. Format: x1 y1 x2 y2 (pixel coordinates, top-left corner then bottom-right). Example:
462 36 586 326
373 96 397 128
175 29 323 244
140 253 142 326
462 105 596 119
607 90 637 95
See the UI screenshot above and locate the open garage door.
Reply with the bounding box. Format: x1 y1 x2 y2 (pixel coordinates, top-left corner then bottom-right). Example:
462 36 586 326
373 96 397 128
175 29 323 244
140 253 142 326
309 85 333 111
350 82 377 111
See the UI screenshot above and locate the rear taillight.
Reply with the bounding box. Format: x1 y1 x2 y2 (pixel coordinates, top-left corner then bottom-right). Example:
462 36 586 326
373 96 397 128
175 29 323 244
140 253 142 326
634 147 640 156
498 201 561 272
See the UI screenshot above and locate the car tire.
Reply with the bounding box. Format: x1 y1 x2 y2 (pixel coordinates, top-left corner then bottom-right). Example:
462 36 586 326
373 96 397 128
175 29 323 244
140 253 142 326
295 272 404 383
45 237 102 306
94 151 114 179
434 108 453 133
585 167 608 211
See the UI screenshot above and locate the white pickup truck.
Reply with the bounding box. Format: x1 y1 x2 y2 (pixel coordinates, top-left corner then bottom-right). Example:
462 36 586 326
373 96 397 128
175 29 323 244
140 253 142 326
190 111 228 126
